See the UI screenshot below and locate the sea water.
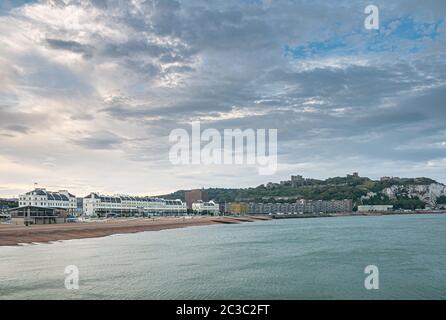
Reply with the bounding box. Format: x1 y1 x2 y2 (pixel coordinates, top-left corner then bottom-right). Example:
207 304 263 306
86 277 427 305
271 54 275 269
0 214 445 299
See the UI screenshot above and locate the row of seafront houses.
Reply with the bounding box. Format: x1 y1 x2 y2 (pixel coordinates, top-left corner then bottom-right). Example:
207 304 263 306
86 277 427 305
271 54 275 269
18 189 227 216
7 188 221 225
4 188 393 225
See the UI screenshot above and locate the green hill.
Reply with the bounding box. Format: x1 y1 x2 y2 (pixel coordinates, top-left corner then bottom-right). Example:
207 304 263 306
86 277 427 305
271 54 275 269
159 175 441 210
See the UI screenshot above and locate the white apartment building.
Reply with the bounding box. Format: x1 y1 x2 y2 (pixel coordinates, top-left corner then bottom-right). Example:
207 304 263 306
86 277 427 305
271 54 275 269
18 188 77 212
83 193 187 216
192 200 220 215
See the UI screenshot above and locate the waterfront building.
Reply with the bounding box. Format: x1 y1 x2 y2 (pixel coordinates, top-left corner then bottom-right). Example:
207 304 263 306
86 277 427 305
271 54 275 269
18 188 77 213
309 199 353 213
83 193 187 217
75 198 84 216
192 200 220 215
185 189 209 210
225 203 249 215
247 199 353 215
9 206 68 225
0 211 10 222
357 205 394 213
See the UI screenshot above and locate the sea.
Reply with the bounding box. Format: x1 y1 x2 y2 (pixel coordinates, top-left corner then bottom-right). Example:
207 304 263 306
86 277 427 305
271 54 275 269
0 214 445 299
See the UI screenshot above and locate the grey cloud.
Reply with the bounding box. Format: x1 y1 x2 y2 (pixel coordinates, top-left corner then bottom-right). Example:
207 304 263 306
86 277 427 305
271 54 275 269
46 38 94 58
99 40 169 58
90 0 108 9
70 113 95 121
123 59 161 79
4 124 31 134
70 131 126 150
0 133 16 138
17 54 94 98
0 107 47 132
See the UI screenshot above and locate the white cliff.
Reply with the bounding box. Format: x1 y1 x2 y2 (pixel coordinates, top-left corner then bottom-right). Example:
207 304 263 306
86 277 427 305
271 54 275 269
382 183 446 207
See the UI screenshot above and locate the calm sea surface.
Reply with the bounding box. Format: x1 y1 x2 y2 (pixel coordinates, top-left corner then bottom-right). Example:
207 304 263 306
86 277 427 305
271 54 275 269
1 214 445 299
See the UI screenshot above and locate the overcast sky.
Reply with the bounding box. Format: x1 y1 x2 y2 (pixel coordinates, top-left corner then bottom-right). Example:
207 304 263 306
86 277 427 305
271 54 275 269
0 0 445 198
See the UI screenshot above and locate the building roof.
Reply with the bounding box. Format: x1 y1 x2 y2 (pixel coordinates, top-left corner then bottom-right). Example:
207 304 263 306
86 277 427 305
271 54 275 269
84 193 184 205
8 205 59 213
25 189 71 201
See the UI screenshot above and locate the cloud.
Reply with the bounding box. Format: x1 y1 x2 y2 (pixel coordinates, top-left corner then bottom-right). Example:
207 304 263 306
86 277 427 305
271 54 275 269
0 107 48 132
70 131 126 150
0 0 445 197
4 124 31 134
46 38 94 58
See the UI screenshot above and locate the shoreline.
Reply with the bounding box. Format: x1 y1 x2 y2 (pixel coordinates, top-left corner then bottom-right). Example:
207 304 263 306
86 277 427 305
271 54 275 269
270 210 446 219
0 216 271 247
1 212 444 247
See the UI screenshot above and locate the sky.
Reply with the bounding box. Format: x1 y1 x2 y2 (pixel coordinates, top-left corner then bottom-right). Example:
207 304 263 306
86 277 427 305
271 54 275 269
0 0 445 198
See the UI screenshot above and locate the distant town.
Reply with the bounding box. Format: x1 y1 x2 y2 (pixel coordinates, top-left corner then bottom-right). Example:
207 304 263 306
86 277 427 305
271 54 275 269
1 173 446 226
